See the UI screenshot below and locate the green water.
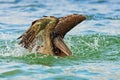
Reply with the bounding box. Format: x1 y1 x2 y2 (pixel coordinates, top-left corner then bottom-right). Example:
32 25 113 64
1 34 120 65
0 34 120 80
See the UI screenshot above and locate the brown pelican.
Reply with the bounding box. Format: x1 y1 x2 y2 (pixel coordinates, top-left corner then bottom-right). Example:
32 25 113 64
18 14 86 57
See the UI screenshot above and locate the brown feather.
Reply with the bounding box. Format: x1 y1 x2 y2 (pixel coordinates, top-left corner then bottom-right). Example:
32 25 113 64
18 17 58 49
53 36 72 57
55 14 86 37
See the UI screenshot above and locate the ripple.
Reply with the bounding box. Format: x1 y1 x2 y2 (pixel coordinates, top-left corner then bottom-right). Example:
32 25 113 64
0 0 20 4
0 69 24 78
42 75 89 80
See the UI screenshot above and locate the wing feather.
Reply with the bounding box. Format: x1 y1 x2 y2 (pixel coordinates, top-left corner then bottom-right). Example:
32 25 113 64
18 17 58 49
55 14 86 37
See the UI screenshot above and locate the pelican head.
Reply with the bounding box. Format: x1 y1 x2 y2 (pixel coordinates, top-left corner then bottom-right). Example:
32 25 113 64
18 14 86 57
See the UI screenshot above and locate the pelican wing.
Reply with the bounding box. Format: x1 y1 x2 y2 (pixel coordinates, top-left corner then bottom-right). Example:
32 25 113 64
55 14 86 37
18 19 42 48
18 17 58 49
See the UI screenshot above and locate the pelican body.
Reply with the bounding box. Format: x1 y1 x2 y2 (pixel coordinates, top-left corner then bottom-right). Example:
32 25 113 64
18 14 86 57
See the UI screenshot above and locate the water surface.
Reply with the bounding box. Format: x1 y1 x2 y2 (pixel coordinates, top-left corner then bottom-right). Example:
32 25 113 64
0 0 120 80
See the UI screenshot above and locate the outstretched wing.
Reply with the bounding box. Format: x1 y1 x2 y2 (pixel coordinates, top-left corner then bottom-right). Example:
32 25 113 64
18 17 58 49
18 19 44 48
55 14 86 37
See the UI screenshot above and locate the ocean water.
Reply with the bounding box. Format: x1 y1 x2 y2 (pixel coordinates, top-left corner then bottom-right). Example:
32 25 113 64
0 0 120 80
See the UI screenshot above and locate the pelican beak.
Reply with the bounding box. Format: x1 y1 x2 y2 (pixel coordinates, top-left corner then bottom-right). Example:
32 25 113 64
53 36 72 56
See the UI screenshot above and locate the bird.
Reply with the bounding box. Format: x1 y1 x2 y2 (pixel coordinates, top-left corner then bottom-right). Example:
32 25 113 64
18 14 86 57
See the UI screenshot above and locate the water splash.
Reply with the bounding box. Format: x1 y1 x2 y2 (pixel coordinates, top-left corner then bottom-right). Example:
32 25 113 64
0 33 29 57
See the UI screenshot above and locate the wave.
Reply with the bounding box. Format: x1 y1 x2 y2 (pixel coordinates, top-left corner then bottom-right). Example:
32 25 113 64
0 34 119 65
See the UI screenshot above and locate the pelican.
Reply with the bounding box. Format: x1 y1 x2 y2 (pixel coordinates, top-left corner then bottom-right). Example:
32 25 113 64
18 14 86 57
